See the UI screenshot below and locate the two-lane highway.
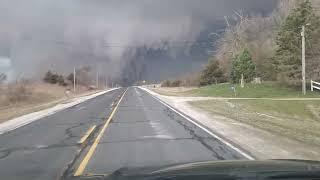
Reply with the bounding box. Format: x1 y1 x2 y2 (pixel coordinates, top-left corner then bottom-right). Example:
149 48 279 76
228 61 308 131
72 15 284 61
72 87 248 177
0 87 249 180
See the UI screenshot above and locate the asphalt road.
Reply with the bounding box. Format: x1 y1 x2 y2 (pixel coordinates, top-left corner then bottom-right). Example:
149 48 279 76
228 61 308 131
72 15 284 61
0 87 247 180
0 89 124 180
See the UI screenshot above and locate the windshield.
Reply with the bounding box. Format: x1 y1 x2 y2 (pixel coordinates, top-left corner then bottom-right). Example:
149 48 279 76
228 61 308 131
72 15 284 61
0 0 320 179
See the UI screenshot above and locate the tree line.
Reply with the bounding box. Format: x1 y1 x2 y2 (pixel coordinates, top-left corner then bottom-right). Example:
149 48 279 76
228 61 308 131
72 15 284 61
193 0 320 88
43 65 94 87
38 1 320 89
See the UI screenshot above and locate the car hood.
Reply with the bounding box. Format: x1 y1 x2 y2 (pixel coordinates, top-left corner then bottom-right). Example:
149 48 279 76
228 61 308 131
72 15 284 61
71 159 320 180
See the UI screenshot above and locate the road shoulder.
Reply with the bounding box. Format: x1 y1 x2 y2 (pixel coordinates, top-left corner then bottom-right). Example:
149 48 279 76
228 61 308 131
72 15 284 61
0 88 119 134
140 87 320 161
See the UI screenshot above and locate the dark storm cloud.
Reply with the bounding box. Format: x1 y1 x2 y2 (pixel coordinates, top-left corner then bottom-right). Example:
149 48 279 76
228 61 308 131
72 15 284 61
0 0 277 80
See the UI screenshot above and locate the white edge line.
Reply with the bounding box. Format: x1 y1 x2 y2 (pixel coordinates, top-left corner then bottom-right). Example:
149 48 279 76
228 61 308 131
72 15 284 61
0 88 120 135
138 87 255 160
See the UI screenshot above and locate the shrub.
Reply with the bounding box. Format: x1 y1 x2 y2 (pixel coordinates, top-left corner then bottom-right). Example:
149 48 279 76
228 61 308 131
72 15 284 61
161 80 171 87
7 80 31 103
199 60 226 86
44 71 68 86
170 80 182 87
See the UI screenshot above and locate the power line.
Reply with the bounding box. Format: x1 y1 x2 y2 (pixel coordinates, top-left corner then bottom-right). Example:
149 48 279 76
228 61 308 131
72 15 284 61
19 36 215 49
15 36 216 59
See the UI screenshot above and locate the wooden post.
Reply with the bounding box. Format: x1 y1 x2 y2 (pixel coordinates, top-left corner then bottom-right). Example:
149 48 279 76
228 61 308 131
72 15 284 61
301 25 306 95
240 74 244 88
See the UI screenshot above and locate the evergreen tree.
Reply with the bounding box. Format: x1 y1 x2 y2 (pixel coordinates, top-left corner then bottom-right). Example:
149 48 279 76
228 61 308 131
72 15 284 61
231 48 256 83
57 75 66 86
43 71 59 84
199 60 226 86
67 73 75 83
43 71 53 83
274 0 320 84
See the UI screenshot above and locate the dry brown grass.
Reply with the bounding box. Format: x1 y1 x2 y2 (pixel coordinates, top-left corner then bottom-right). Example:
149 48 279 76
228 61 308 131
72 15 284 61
0 82 98 123
0 82 65 106
0 82 67 122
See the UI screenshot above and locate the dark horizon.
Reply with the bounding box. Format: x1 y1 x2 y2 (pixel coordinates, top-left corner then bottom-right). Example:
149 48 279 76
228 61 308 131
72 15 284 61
0 0 277 85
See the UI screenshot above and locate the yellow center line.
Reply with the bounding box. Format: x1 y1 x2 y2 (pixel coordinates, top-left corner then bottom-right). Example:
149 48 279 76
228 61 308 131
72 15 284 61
78 125 97 145
74 88 128 176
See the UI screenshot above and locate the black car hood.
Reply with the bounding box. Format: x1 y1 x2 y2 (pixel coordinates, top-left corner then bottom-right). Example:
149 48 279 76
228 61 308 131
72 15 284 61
70 159 320 180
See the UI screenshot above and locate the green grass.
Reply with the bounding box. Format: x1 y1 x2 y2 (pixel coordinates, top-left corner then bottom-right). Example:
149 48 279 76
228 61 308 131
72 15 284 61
190 99 320 146
185 83 320 98
234 100 320 119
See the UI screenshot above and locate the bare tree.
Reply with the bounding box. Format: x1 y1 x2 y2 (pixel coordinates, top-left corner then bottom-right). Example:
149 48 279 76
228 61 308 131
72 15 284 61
212 0 303 80
214 10 251 76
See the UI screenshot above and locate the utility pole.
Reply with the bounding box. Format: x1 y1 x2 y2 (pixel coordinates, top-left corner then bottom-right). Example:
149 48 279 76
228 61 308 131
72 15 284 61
96 71 99 89
105 76 108 89
301 25 306 95
73 67 76 92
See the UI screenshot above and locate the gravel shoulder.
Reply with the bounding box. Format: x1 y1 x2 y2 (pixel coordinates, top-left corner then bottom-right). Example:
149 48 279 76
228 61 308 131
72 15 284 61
0 88 119 134
142 87 320 160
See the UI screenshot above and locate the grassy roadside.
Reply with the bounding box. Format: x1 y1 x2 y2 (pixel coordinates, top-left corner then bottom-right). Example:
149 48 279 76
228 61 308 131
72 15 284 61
190 99 320 147
152 83 320 147
153 83 320 98
151 87 198 96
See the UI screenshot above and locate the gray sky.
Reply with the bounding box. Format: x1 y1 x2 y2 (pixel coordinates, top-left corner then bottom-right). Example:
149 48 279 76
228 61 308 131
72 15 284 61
0 0 277 82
